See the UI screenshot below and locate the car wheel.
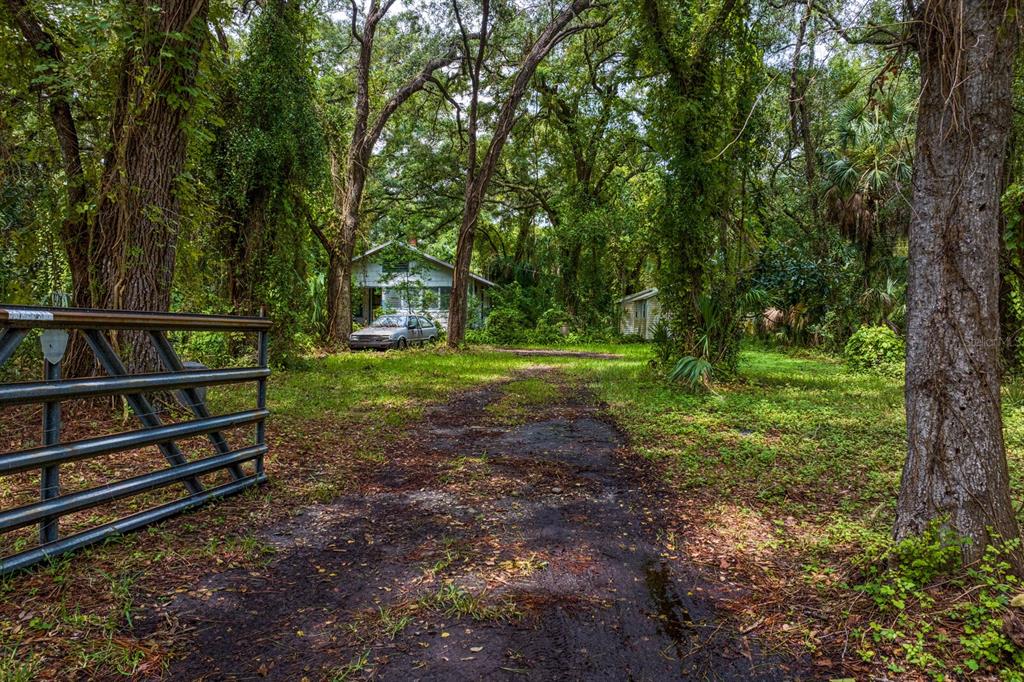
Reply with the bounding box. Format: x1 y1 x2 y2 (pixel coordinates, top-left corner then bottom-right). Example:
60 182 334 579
429 336 437 344
397 338 408 350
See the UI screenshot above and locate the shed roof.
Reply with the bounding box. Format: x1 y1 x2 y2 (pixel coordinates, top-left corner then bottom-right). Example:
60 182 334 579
353 241 496 287
617 288 659 304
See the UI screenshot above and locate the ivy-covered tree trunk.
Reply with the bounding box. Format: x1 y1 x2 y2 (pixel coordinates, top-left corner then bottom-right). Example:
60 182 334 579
87 0 209 373
895 0 1022 565
638 0 748 370
6 0 206 374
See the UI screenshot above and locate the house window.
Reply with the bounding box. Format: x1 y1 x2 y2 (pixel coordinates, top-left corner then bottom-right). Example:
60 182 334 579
382 288 405 310
419 286 450 311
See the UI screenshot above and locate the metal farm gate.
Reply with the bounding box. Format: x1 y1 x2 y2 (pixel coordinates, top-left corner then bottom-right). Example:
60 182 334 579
0 306 271 574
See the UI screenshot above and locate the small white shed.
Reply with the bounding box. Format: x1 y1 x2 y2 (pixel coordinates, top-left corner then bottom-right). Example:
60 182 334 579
618 288 662 339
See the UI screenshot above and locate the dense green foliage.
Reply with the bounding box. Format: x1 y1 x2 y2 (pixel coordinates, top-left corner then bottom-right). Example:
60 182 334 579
844 324 905 374
0 0 939 369
484 305 530 344
632 0 765 373
214 0 324 330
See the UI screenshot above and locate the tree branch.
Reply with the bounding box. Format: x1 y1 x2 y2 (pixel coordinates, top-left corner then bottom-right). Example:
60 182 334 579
811 0 911 47
349 0 363 44
4 0 87 209
365 48 461 151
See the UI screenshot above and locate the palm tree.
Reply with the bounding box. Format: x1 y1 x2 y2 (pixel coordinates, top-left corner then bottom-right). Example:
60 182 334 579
822 94 914 292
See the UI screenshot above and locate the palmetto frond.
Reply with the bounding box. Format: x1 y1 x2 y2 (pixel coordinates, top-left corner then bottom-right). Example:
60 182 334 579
825 157 859 194
893 159 912 184
823 93 914 251
668 355 714 392
865 166 889 193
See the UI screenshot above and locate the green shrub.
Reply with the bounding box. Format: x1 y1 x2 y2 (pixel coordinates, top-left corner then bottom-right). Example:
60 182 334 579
484 306 529 344
171 331 240 368
533 308 570 344
844 325 905 374
464 328 492 345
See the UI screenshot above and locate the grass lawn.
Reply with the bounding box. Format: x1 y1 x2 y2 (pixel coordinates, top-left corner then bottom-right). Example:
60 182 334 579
2 342 1024 678
570 345 1024 679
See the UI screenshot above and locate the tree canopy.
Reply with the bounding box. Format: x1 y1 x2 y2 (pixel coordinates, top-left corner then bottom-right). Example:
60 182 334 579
0 0 937 358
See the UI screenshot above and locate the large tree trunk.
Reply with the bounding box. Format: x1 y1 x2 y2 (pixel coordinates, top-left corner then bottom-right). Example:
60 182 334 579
6 0 206 374
324 150 368 348
999 125 1020 369
90 0 208 373
326 249 348 343
322 0 375 349
321 0 458 348
895 0 1022 565
447 0 596 346
326 203 360 347
447 190 484 344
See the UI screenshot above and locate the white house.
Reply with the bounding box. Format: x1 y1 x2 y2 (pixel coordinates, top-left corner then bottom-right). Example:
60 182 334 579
618 288 662 339
352 241 494 329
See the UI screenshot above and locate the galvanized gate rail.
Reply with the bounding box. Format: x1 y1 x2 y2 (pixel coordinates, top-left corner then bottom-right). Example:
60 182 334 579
0 305 271 574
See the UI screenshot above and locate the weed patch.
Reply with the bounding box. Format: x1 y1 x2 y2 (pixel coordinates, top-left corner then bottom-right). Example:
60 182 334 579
418 581 521 622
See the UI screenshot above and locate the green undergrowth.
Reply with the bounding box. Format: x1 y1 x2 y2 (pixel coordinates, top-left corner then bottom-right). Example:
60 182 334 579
856 531 1024 679
581 348 907 511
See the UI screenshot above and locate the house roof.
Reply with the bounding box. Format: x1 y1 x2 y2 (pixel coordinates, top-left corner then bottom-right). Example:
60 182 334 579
617 288 658 304
353 241 496 287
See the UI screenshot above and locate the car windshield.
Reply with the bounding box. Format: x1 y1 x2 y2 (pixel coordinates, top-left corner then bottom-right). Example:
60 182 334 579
373 314 407 328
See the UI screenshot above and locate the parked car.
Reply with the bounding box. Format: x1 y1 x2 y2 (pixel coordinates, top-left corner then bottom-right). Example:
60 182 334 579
348 314 438 350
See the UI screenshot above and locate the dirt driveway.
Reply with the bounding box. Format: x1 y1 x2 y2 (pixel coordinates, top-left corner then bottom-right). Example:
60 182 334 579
134 367 806 680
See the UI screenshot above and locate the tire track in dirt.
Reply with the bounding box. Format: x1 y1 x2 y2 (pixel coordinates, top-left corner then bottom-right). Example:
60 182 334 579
135 366 807 680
